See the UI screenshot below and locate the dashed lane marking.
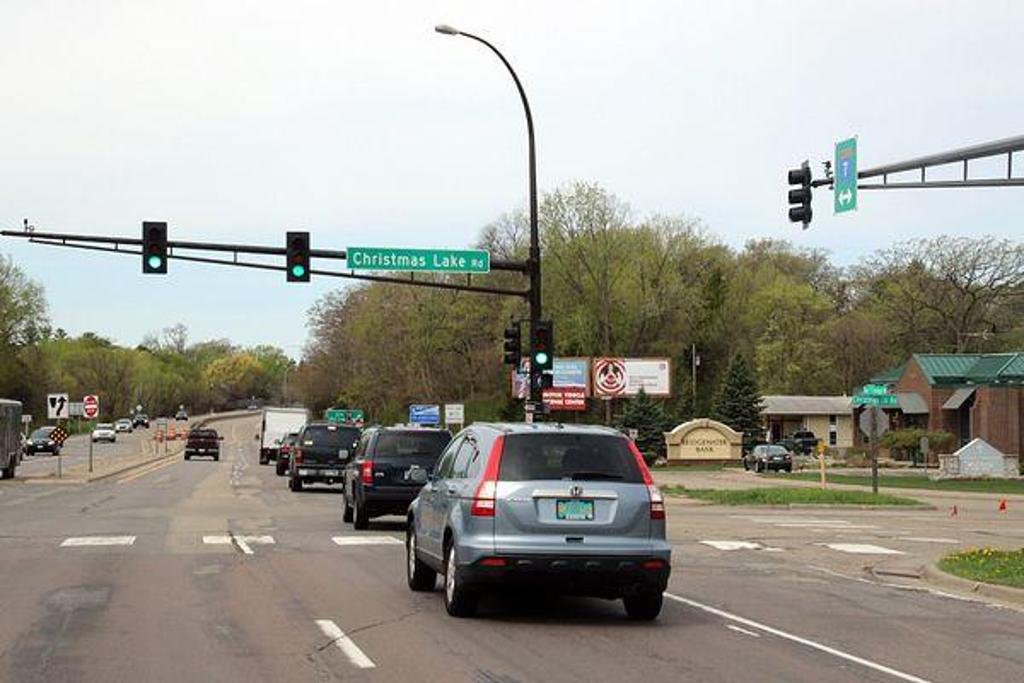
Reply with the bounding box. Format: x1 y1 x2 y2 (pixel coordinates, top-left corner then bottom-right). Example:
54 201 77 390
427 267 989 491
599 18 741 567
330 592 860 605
315 619 376 669
61 535 136 547
897 537 959 544
701 540 764 551
332 536 403 547
665 593 933 683
822 543 905 555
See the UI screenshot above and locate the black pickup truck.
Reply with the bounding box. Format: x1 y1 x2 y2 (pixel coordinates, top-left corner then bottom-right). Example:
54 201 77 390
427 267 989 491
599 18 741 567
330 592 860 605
289 422 361 492
184 428 222 461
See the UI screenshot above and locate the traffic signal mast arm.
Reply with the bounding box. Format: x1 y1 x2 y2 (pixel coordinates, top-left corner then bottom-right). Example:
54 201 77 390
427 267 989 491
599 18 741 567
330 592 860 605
0 228 531 298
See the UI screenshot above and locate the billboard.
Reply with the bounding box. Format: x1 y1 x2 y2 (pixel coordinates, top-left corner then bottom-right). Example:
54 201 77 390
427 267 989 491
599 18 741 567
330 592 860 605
542 388 587 411
511 357 591 399
592 358 671 397
408 404 441 425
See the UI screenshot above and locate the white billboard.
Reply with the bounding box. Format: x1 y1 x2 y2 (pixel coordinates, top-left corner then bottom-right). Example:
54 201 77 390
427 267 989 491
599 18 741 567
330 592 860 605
592 358 672 397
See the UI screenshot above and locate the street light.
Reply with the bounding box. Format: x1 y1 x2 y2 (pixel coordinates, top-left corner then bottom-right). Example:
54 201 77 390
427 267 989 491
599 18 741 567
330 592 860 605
435 23 543 404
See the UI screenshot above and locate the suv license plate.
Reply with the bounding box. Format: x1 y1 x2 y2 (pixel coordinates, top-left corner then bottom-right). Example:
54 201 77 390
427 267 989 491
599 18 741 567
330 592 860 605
556 499 594 521
324 469 339 477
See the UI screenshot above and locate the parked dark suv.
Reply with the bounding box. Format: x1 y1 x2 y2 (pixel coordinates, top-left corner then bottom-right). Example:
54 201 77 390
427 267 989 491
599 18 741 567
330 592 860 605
342 426 451 530
791 430 818 455
289 422 361 491
406 423 671 620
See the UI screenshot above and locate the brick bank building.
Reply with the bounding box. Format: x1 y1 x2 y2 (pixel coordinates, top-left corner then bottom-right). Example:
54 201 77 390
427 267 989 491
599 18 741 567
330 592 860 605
869 353 1024 459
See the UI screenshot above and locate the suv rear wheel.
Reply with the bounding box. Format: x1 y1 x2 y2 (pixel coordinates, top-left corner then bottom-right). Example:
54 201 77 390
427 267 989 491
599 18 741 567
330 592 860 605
623 592 663 620
289 476 303 492
342 490 354 523
443 543 477 617
406 527 436 591
353 500 369 530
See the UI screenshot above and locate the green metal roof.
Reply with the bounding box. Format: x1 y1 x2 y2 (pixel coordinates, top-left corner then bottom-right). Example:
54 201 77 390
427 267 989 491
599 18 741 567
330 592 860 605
868 363 905 385
911 353 1024 386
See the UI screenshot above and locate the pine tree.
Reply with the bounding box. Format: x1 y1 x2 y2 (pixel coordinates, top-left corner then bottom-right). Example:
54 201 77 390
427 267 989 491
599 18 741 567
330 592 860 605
712 354 763 448
617 388 671 464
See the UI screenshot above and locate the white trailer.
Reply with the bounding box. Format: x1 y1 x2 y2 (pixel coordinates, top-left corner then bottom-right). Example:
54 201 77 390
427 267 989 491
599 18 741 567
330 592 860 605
1 399 23 479
259 407 308 465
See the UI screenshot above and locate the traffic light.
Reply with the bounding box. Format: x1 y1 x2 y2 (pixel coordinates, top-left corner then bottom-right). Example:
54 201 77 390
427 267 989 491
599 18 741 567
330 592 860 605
530 320 553 372
286 231 310 282
787 161 813 229
142 221 168 274
503 323 521 366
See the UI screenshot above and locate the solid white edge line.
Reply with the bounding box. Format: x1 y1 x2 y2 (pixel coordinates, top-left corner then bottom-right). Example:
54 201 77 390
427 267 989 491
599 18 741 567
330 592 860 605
664 593 933 683
315 619 376 669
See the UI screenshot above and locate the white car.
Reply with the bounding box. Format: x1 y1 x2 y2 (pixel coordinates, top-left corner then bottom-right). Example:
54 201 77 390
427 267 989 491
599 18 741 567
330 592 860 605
91 423 117 443
115 419 133 433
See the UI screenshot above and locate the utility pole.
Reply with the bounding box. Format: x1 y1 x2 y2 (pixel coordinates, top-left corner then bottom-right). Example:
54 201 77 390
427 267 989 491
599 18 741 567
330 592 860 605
691 344 699 408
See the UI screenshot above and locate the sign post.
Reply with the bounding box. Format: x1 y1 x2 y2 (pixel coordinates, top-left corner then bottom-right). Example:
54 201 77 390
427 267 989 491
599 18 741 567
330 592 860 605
817 440 828 489
835 137 858 214
83 394 99 474
858 406 890 494
444 404 465 430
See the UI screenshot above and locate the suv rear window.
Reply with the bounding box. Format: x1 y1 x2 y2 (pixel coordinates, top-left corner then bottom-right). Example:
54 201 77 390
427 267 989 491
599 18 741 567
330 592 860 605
190 429 218 439
373 431 450 458
302 425 360 449
499 433 643 483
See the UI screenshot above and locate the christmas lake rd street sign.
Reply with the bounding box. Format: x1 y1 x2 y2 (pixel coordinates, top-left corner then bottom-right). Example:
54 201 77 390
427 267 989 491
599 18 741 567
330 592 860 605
346 246 490 274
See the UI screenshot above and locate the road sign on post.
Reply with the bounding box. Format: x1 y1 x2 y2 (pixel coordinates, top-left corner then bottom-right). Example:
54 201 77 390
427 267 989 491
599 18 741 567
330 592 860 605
346 247 490 274
409 404 441 425
444 404 465 426
835 137 858 213
83 395 100 420
47 393 69 420
858 406 889 494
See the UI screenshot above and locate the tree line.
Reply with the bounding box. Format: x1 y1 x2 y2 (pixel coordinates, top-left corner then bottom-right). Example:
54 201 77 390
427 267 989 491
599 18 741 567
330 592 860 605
0 258 296 425
295 181 1024 425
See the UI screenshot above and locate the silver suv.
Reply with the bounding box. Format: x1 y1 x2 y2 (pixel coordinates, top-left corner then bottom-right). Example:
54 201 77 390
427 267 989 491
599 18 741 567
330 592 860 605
405 423 671 620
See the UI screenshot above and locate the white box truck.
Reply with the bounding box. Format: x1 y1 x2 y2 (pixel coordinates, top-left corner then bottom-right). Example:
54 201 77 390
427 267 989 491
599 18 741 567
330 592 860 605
259 407 308 465
1 399 23 479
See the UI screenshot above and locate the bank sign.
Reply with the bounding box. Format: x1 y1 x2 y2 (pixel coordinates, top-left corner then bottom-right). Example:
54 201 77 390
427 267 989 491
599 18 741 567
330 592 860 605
347 246 490 274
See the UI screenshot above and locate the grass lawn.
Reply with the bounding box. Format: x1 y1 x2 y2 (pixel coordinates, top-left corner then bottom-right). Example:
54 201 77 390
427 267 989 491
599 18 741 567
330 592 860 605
773 472 1024 495
666 485 921 506
938 548 1024 589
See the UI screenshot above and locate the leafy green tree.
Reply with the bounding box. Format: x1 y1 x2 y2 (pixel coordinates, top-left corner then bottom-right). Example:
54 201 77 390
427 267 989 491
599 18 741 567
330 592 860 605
712 354 763 449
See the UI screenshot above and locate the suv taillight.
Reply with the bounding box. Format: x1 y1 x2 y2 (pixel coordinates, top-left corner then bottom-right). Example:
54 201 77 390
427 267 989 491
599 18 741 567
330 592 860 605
628 440 665 520
361 460 374 485
471 436 505 517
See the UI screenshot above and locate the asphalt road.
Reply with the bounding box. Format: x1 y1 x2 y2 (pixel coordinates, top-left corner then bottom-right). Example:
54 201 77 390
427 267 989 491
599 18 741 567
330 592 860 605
1 415 1022 682
17 424 156 478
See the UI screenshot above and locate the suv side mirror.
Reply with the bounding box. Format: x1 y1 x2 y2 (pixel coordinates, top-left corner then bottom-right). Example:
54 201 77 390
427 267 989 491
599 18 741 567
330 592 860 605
408 468 429 485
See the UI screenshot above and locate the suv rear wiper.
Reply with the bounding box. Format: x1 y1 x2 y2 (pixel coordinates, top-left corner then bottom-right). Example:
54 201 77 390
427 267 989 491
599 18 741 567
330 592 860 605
567 471 623 481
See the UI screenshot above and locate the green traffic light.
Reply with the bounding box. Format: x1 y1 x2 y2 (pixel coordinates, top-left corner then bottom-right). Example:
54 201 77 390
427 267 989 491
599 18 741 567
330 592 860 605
534 351 549 366
291 264 306 278
147 255 163 270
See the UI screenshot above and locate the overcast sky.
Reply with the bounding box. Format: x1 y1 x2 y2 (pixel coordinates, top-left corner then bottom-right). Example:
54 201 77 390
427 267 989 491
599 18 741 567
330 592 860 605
3 0 1022 356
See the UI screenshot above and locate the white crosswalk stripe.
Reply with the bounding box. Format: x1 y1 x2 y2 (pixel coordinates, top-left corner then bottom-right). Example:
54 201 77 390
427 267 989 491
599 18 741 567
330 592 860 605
61 536 136 547
332 536 402 546
822 543 905 555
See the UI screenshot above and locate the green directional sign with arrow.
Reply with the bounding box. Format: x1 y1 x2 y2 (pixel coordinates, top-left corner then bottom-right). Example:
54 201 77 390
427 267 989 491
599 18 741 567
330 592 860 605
834 137 858 214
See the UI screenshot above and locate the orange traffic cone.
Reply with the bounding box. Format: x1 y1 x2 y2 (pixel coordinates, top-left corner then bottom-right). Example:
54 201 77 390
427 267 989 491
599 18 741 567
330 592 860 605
998 498 1007 512
950 505 958 517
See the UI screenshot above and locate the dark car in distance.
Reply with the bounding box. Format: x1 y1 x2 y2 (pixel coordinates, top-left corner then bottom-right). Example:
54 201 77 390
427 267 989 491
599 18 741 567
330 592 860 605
24 426 61 456
744 444 793 473
289 422 361 492
185 428 222 461
791 430 818 455
276 432 299 477
132 413 150 429
342 426 451 530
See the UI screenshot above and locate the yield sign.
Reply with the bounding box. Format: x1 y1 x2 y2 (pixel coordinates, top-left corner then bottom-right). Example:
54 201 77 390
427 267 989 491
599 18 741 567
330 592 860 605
83 394 100 419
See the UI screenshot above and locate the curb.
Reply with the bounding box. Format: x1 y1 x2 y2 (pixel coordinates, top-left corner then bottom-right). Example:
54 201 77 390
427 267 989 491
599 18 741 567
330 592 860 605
86 447 183 483
921 562 1024 607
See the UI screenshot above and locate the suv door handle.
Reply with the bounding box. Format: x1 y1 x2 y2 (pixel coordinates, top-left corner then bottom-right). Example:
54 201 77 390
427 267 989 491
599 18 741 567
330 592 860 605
445 486 458 496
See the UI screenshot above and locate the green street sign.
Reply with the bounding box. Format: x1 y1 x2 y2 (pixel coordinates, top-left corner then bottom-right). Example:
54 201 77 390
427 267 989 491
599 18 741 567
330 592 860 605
326 408 365 424
346 246 490 274
834 137 857 214
860 383 889 396
852 394 898 407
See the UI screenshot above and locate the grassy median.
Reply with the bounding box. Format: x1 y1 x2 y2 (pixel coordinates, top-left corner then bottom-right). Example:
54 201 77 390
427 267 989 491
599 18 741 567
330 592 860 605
938 548 1024 589
665 485 921 506
773 472 1024 495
